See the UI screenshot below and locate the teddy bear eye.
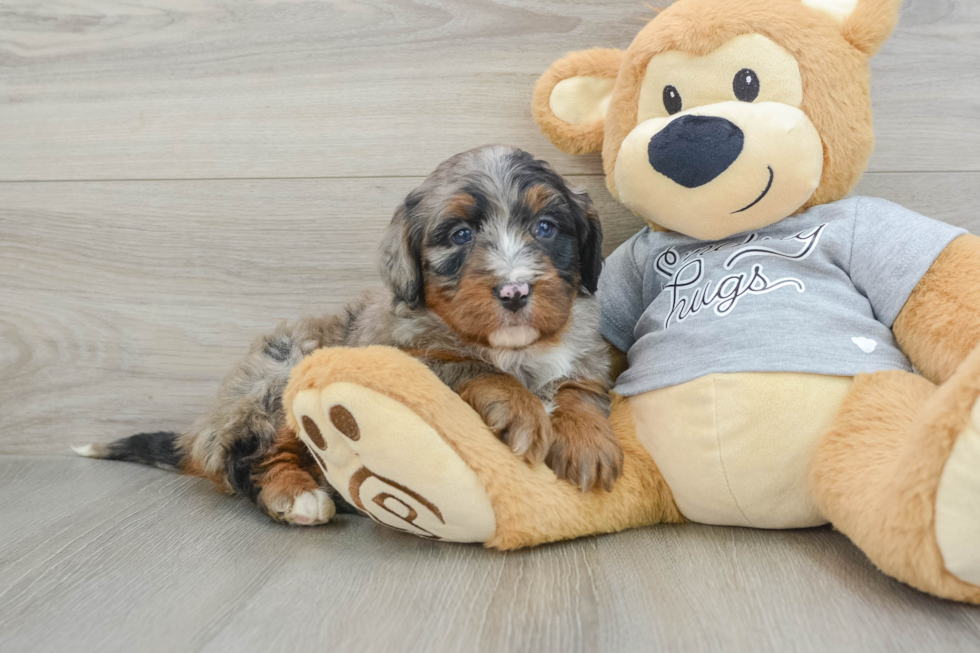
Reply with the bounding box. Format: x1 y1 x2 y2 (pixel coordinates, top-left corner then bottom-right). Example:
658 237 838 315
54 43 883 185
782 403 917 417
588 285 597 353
733 68 760 102
663 85 683 115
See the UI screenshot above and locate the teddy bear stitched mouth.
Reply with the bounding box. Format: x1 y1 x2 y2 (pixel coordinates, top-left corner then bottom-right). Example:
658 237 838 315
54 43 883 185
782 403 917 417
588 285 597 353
732 165 775 214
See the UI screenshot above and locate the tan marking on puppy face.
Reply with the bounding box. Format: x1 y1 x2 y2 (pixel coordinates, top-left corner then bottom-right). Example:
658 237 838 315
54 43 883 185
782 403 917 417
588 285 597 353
524 184 557 215
445 192 477 218
425 261 502 347
425 249 576 349
525 266 576 338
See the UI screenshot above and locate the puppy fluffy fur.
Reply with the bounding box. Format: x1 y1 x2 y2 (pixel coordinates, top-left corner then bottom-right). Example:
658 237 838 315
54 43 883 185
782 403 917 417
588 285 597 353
78 145 621 523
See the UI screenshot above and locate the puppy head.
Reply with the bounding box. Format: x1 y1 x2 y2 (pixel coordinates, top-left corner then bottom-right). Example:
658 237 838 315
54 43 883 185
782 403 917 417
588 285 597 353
379 145 603 349
534 0 902 241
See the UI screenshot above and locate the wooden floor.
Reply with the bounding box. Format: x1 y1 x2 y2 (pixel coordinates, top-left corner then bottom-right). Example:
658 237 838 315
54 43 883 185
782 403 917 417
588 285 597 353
3 456 980 653
1 0 979 650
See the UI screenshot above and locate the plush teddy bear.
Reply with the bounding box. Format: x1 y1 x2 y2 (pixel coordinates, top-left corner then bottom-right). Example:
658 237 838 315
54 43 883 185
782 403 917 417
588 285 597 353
285 0 980 603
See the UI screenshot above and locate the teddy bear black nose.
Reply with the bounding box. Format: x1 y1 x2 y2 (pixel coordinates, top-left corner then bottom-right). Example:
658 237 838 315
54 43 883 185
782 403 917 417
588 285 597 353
647 115 745 188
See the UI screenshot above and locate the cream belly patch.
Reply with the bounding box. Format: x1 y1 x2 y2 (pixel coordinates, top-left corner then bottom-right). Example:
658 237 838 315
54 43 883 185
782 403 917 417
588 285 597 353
935 396 980 586
629 372 851 528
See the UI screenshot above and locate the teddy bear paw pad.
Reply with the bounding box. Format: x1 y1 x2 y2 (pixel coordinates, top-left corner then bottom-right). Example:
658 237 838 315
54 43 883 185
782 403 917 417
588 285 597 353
292 382 496 543
935 395 980 587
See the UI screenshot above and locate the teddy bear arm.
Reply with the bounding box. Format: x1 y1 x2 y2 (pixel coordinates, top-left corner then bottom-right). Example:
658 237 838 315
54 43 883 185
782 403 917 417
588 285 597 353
893 234 980 385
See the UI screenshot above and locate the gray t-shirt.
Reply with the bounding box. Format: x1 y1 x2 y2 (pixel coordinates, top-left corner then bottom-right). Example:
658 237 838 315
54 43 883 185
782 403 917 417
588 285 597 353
599 197 966 396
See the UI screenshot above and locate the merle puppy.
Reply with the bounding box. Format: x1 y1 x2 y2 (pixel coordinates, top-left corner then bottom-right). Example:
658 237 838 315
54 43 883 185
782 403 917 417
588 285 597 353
76 145 622 525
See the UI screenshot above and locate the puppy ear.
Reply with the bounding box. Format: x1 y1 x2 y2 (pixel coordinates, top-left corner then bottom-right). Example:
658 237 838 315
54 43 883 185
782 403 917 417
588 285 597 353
570 187 604 294
532 48 624 155
801 0 902 56
378 191 425 308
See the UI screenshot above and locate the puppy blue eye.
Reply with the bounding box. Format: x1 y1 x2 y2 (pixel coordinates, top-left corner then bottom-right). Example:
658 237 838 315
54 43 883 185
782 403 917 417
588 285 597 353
535 220 556 239
451 228 472 245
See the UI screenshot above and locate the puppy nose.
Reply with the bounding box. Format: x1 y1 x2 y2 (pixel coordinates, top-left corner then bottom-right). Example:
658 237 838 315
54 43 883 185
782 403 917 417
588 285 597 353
648 115 744 188
495 282 530 312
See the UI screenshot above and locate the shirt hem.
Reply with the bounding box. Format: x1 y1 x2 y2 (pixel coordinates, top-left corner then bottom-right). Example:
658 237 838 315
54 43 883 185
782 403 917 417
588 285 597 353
614 358 913 396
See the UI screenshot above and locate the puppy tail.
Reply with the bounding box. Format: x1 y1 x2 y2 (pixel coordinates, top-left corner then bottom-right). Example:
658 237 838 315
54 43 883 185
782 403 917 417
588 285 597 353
71 431 188 473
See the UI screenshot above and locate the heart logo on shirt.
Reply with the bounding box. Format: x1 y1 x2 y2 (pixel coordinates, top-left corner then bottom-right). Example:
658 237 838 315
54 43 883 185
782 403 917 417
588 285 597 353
851 337 877 353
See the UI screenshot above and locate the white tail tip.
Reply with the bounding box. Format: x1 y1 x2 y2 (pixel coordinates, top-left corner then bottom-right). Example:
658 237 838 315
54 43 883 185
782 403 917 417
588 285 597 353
71 444 97 457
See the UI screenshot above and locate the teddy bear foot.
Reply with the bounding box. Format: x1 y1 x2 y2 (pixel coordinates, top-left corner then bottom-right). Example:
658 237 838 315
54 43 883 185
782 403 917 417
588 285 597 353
935 395 980 587
291 381 497 543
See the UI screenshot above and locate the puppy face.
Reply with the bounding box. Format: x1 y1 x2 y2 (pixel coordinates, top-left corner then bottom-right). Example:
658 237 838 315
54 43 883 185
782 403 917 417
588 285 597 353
379 145 602 349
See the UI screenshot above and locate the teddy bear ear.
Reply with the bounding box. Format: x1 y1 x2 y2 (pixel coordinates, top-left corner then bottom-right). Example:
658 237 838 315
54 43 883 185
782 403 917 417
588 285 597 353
532 48 625 155
801 0 903 56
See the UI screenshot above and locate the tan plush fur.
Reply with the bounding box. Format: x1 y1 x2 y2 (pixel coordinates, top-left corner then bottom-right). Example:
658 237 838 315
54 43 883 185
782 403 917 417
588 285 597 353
812 347 980 604
841 0 903 56
534 0 901 215
894 234 980 385
273 0 979 600
284 346 682 550
531 48 625 155
525 0 980 602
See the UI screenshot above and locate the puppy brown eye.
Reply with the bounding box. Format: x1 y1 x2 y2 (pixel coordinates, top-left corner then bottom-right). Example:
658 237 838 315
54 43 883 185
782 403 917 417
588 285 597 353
663 85 682 115
535 219 556 239
451 227 472 246
734 69 760 102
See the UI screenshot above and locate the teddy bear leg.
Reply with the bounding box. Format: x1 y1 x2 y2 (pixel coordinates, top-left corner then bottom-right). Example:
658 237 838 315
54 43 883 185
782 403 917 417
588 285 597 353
282 346 682 549
812 347 980 603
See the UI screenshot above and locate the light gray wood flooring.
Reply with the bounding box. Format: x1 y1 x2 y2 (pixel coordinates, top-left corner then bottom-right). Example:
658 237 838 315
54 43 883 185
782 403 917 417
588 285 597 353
2 0 980 650
1 0 978 180
3 456 980 653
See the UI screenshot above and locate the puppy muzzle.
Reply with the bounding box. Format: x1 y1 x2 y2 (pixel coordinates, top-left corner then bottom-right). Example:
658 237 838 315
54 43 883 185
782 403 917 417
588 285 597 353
495 282 531 313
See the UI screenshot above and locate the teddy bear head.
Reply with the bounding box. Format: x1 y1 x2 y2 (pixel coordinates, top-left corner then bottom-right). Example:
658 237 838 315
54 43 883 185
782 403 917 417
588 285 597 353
533 0 902 240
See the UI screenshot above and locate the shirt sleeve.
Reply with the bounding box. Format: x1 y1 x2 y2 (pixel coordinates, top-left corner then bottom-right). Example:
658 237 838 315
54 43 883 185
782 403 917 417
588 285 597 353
597 232 648 353
849 197 967 327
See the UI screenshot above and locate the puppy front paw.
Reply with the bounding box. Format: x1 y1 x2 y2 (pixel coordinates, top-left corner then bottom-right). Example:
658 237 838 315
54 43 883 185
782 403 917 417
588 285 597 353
264 488 336 526
257 452 336 526
261 484 336 526
460 374 553 465
548 409 624 493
